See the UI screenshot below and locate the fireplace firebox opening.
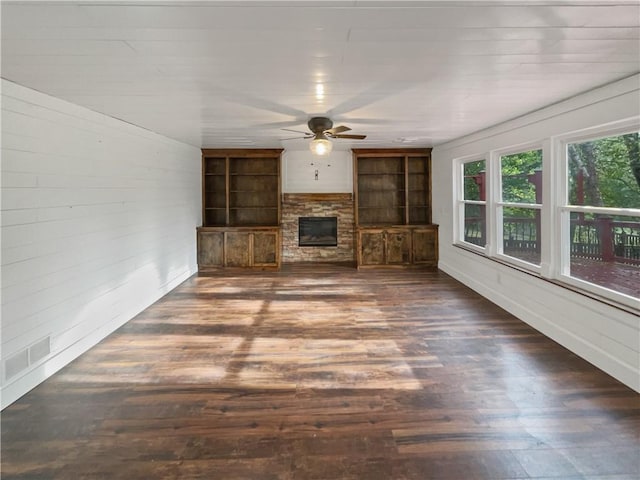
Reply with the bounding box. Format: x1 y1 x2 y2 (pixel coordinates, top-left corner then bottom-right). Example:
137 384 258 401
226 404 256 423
298 217 338 247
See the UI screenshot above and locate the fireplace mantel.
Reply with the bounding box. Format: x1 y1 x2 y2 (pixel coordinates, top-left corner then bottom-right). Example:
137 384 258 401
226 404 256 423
283 193 352 203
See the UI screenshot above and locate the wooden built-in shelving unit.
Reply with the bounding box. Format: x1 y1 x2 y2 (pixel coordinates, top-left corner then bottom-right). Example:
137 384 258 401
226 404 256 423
198 149 282 270
353 148 438 268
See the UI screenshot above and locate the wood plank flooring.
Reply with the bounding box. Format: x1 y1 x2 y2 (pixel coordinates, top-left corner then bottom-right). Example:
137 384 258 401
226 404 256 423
2 264 639 479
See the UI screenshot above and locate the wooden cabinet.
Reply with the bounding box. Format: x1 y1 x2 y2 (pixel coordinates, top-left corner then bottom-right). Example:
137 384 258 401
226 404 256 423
353 148 438 268
412 226 439 266
357 225 438 267
198 230 224 267
197 227 280 270
199 149 282 270
359 229 386 266
358 228 411 266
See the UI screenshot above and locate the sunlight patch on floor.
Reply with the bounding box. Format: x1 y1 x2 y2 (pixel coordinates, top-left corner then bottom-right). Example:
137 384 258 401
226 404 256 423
233 337 423 390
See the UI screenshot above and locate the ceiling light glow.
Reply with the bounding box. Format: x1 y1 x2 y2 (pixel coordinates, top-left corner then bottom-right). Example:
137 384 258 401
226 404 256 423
309 136 332 156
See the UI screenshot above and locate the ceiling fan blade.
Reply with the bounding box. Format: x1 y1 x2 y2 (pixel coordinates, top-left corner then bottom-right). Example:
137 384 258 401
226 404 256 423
332 134 367 140
324 125 351 135
282 128 311 135
281 135 312 140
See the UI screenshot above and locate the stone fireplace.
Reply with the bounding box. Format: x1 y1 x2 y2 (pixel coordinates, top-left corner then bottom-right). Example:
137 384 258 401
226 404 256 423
281 193 355 263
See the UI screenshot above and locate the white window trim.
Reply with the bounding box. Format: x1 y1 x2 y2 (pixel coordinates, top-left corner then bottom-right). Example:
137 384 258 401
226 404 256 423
454 156 487 253
564 205 640 216
492 141 545 273
498 202 542 209
553 117 640 157
540 139 555 279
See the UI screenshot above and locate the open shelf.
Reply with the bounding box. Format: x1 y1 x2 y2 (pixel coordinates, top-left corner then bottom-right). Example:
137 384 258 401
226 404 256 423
201 149 282 227
354 149 431 227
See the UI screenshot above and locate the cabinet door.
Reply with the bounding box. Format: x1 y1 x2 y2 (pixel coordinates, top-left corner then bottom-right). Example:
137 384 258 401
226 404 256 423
385 229 411 264
359 230 385 265
412 227 438 266
252 231 279 267
197 231 224 267
225 232 251 267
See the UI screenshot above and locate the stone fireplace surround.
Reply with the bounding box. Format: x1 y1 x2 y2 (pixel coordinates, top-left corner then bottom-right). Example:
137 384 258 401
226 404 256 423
281 193 355 263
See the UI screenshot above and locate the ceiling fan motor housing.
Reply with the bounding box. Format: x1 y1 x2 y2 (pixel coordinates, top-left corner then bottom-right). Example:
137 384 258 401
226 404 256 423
308 117 333 134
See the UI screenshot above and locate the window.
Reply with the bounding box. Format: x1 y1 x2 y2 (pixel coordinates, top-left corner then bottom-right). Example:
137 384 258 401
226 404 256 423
498 148 543 267
560 130 640 300
453 119 640 309
459 159 486 248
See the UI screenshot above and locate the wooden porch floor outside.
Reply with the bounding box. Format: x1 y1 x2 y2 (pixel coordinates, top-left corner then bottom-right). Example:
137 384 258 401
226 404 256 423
1 264 638 479
570 258 639 299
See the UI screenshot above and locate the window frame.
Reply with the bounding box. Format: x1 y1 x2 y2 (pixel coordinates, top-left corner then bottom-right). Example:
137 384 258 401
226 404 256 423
492 141 546 273
553 120 640 308
452 118 640 311
455 156 488 253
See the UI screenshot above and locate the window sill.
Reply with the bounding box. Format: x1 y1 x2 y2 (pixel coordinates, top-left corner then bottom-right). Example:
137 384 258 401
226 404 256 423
453 243 639 316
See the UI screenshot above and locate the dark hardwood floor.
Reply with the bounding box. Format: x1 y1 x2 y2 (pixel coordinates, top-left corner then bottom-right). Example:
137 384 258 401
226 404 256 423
2 264 639 479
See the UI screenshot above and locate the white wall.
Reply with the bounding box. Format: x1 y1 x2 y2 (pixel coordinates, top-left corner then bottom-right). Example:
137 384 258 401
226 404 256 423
282 149 352 193
1 80 202 408
432 74 640 392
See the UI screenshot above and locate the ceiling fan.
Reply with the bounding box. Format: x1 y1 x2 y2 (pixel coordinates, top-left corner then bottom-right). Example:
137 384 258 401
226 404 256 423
282 117 367 156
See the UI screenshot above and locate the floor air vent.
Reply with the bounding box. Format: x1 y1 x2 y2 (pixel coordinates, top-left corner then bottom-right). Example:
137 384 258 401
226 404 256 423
30 337 51 364
4 350 29 381
4 336 51 381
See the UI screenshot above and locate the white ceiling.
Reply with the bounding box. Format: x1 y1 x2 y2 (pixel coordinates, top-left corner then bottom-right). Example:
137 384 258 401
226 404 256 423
2 1 639 150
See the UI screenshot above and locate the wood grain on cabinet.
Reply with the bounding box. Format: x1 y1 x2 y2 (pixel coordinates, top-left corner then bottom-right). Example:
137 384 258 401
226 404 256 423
253 231 278 266
197 227 281 270
357 225 437 268
412 226 439 266
225 231 251 267
197 230 224 267
359 229 385 266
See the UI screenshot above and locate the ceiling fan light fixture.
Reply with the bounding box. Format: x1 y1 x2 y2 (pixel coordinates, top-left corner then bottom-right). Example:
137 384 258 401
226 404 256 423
309 135 332 156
